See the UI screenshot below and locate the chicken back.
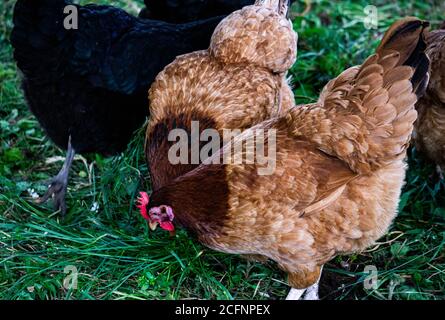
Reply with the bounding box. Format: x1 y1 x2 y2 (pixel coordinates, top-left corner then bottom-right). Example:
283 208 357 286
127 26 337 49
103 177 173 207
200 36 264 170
146 1 297 190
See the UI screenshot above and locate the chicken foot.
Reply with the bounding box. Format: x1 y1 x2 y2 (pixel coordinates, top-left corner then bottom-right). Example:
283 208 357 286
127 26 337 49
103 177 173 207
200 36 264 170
302 265 323 300
36 137 75 216
302 281 320 300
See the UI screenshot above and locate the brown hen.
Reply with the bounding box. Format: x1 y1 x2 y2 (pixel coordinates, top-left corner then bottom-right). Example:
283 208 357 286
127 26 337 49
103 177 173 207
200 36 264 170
146 0 297 190
141 13 430 299
413 23 445 178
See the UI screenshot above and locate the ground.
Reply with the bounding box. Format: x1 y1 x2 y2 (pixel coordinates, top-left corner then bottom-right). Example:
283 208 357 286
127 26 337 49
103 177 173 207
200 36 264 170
0 0 444 300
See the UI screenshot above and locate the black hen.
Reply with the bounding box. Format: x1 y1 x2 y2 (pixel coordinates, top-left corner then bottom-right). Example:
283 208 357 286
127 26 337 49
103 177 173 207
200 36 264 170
11 0 224 215
140 0 261 22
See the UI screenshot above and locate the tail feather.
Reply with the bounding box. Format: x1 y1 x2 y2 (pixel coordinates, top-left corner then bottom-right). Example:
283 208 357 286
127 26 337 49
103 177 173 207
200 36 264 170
356 18 430 171
290 18 431 174
376 18 430 97
353 18 430 171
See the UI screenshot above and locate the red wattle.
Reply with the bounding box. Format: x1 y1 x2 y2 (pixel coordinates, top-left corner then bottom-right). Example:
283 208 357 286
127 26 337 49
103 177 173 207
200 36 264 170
160 221 175 232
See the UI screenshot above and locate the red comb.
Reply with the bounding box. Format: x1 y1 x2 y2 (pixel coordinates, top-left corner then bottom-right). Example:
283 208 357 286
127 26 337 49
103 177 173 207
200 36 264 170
137 192 150 220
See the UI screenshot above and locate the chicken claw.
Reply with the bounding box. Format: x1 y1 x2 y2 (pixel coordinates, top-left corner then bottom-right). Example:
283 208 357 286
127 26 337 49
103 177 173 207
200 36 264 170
36 137 75 216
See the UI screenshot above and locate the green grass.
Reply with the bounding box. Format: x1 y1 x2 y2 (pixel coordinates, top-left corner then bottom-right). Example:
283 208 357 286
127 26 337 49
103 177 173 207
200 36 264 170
1 0 444 300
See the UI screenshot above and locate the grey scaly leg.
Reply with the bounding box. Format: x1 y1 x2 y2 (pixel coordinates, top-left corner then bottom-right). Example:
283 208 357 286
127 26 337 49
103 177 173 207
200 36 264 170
36 136 75 216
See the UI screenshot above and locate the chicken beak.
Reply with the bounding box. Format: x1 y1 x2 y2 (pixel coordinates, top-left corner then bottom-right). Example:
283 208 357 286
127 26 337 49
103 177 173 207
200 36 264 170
149 221 159 231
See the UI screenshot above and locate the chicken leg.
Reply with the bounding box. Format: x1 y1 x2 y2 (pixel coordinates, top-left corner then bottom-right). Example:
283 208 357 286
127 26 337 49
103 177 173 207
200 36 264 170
436 165 444 180
36 137 75 216
286 288 306 300
302 266 323 300
286 266 323 300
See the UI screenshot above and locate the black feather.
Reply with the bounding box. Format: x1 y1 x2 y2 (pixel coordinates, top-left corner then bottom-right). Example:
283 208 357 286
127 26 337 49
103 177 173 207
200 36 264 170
140 0 296 23
402 21 431 98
